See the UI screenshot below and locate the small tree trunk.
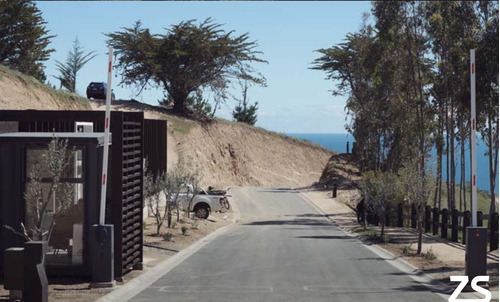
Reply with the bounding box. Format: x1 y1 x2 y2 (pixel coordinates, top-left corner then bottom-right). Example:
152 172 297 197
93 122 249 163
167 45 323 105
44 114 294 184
176 205 180 222
167 211 172 228
380 215 385 238
488 116 496 215
155 214 162 235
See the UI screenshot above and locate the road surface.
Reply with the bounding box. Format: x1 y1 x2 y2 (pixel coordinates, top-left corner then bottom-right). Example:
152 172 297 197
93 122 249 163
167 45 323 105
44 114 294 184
131 187 446 302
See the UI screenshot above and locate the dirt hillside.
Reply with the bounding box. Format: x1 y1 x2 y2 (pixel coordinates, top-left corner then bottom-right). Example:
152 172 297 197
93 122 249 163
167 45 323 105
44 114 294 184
0 66 91 110
91 101 333 188
0 66 333 188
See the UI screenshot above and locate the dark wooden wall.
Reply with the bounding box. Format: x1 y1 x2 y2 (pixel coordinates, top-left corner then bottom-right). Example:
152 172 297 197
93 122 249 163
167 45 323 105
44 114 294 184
0 110 166 278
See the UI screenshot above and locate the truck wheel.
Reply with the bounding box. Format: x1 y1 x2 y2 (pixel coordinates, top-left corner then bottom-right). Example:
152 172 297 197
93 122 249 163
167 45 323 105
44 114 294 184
195 205 210 219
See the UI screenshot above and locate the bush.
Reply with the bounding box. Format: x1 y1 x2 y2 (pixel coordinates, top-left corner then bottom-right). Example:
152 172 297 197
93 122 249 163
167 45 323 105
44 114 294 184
191 220 199 229
424 247 437 260
181 226 188 235
163 232 173 241
402 244 414 254
171 221 177 229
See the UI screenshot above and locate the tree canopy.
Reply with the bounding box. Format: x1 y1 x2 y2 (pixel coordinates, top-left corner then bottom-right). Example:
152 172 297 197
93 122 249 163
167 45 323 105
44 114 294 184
0 0 54 81
106 18 267 115
312 1 499 214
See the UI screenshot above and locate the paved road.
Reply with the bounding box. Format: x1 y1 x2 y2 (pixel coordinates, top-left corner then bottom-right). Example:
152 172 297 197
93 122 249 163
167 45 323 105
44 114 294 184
131 187 446 302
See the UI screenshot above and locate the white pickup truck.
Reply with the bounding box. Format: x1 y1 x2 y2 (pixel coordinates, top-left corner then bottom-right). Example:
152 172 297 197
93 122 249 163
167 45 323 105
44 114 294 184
176 185 230 219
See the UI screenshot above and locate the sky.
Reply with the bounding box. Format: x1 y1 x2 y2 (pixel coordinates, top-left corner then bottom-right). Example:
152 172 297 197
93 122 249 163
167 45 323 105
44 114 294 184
37 1 373 134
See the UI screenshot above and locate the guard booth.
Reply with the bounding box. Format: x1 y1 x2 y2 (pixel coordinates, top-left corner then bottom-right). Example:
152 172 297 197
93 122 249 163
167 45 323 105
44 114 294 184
0 110 167 280
0 132 109 277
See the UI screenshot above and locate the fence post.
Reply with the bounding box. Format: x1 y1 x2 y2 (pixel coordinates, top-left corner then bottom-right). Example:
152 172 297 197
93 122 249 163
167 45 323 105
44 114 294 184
385 204 391 227
490 212 499 251
477 211 483 227
463 211 471 244
411 204 417 229
433 207 440 235
441 208 448 239
332 184 337 198
451 209 458 242
424 206 431 233
397 203 403 227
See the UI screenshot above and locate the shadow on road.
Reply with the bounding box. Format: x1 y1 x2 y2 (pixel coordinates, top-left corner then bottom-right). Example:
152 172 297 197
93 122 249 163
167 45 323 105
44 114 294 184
243 218 331 227
353 256 402 261
295 235 352 240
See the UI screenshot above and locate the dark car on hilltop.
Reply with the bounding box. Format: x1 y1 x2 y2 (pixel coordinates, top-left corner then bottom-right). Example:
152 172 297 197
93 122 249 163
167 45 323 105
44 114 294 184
86 82 115 100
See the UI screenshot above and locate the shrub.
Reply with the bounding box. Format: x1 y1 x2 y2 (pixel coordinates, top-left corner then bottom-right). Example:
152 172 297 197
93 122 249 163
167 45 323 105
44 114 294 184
402 244 414 254
191 220 199 229
181 226 188 235
424 247 437 260
171 221 177 229
163 232 173 241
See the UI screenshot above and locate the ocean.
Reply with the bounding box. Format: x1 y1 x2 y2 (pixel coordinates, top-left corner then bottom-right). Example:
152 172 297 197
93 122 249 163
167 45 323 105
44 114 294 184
287 133 499 194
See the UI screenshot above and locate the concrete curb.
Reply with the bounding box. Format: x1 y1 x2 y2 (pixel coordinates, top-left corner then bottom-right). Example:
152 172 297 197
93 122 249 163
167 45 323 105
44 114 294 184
298 192 499 301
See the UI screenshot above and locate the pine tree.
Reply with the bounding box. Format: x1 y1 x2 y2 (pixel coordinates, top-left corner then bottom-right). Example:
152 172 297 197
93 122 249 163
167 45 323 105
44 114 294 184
54 37 97 93
0 0 55 81
232 82 259 126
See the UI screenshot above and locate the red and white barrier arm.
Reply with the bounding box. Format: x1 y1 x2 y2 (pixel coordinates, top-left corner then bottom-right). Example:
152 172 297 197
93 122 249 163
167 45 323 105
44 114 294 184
99 47 113 225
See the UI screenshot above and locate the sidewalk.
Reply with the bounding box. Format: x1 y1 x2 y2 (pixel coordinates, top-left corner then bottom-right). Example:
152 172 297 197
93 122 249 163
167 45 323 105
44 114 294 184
300 188 499 298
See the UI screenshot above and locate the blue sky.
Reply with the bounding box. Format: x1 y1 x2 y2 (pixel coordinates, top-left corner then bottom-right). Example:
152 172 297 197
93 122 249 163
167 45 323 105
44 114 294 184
37 1 372 134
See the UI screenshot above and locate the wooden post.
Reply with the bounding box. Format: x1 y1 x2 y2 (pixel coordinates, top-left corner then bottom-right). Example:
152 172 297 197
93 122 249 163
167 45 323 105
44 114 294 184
441 209 448 239
424 206 431 233
397 203 404 227
477 211 483 227
451 209 459 242
411 204 417 229
433 207 440 235
385 204 391 227
463 210 471 244
332 184 337 198
490 212 499 251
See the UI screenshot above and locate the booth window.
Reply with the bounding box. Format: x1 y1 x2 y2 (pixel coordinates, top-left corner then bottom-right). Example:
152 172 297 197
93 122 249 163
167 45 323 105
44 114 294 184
24 147 85 266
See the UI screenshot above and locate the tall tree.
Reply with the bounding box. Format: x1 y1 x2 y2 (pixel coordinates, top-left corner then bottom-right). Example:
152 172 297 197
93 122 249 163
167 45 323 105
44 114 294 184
475 1 499 214
425 1 479 210
0 0 54 81
54 37 97 93
311 17 385 172
106 19 267 116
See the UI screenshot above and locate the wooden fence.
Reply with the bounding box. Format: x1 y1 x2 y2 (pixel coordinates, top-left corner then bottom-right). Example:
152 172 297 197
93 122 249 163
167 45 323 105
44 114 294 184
383 204 499 251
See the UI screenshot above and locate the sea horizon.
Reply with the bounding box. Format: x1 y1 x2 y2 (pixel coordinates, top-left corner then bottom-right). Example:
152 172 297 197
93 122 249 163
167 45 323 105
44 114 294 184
287 132 499 195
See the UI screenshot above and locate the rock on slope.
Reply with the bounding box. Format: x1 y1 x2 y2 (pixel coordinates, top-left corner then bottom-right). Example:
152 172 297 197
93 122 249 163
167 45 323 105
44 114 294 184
0 66 333 188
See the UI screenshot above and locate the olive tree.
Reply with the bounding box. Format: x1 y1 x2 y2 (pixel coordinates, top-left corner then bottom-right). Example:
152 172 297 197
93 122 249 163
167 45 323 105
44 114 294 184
4 137 74 241
143 160 166 235
359 171 401 238
399 159 434 254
